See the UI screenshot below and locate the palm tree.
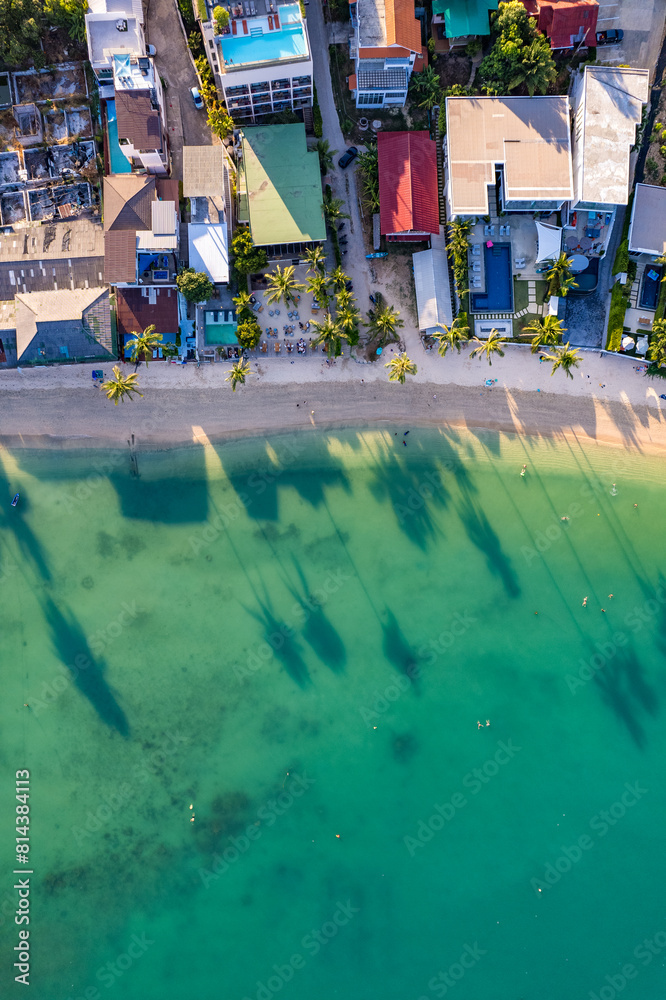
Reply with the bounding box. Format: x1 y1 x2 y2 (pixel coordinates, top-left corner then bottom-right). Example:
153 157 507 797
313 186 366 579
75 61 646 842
648 320 666 366
100 366 143 405
469 330 505 366
541 343 581 379
126 324 162 368
546 253 577 298
311 313 343 358
335 286 354 311
523 314 566 353
366 302 404 345
265 264 304 308
323 194 350 226
433 317 470 357
410 65 442 111
356 144 380 212
508 39 557 97
330 266 349 291
233 290 254 318
386 352 417 384
337 302 361 346
304 246 326 274
225 358 252 391
307 272 331 309
313 139 337 174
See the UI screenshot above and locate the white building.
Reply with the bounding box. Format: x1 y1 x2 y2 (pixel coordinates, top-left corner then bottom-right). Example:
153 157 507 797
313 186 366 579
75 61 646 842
86 0 146 84
349 0 424 109
112 53 168 174
201 2 313 123
570 65 648 212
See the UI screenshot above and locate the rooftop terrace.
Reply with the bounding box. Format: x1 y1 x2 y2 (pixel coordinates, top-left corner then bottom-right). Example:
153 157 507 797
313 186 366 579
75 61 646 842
219 4 308 69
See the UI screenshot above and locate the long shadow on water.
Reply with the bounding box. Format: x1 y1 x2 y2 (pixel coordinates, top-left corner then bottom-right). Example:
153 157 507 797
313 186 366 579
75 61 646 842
590 640 657 750
381 608 421 690
244 584 311 688
368 452 450 551
41 597 130 736
285 559 347 673
456 486 520 599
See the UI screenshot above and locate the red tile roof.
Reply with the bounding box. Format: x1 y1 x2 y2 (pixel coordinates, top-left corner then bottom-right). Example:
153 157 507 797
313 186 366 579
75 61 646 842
116 286 179 339
522 0 598 48
377 131 439 236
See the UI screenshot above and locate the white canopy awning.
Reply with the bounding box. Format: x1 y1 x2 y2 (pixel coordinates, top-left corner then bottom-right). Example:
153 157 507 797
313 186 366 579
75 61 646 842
536 222 562 263
413 248 452 334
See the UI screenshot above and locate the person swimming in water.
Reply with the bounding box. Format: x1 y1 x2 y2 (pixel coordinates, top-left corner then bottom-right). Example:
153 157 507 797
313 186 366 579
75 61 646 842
520 464 527 477
582 596 588 607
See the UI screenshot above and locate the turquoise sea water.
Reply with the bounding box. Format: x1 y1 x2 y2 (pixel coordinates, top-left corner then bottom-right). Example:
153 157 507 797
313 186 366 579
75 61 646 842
1 427 666 1000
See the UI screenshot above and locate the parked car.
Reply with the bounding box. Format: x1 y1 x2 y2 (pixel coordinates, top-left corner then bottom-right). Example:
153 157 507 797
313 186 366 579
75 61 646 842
191 87 204 109
596 29 623 45
146 43 156 55
338 146 358 169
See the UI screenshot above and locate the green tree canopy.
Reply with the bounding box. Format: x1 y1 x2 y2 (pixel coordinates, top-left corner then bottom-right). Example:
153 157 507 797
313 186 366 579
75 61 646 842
385 352 417 384
213 5 229 30
226 358 252 391
236 318 261 349
176 268 215 303
207 102 234 139
231 228 268 276
479 1 555 96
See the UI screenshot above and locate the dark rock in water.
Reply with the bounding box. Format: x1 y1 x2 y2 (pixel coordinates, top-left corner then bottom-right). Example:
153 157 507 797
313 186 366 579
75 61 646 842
81 576 94 589
392 732 418 763
195 790 253 854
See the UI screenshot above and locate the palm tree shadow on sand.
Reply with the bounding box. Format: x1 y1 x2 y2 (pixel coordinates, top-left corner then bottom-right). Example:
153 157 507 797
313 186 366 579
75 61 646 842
284 558 347 674
244 585 311 688
41 598 130 736
381 608 421 690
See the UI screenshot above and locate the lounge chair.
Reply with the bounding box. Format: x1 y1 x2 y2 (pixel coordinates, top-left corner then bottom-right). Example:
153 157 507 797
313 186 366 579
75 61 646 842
472 262 481 272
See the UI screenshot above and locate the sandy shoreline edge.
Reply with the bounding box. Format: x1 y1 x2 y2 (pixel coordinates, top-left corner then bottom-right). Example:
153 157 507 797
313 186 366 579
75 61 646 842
2 375 666 454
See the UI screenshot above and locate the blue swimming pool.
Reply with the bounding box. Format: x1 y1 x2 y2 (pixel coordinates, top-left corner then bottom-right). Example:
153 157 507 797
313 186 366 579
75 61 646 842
640 265 663 309
220 4 306 66
106 100 132 175
472 242 513 313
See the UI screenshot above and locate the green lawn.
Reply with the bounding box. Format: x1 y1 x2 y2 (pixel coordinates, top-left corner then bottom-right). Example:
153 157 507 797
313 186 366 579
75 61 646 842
513 278 529 313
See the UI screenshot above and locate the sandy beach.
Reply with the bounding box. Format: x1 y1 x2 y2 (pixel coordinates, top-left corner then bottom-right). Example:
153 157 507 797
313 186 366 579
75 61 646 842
1 345 666 453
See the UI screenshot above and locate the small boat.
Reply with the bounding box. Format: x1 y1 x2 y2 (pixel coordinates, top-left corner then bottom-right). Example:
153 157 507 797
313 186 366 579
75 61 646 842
366 252 388 259
11 493 19 507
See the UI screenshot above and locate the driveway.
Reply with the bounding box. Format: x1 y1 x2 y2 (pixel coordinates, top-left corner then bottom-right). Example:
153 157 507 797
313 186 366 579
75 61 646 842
564 206 625 347
144 0 214 177
306 2 375 323
596 0 666 76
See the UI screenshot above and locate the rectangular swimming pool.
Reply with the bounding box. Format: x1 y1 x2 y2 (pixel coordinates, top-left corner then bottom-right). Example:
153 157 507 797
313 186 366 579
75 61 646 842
472 242 513 313
106 101 132 175
204 309 238 346
220 4 307 66
640 266 662 310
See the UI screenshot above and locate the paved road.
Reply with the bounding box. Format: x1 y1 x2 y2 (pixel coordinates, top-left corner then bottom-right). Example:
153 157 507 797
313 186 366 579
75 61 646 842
306 1 374 321
144 0 214 177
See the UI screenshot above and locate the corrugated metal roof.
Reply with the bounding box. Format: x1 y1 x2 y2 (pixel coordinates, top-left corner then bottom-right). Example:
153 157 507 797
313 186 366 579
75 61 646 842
151 200 177 236
241 124 326 246
137 230 178 249
182 146 226 198
104 230 137 282
378 131 439 235
413 248 452 332
188 224 229 284
434 0 498 38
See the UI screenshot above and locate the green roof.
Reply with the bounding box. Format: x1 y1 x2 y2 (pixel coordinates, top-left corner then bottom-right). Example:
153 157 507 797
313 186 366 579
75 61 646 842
239 123 326 247
432 0 498 38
